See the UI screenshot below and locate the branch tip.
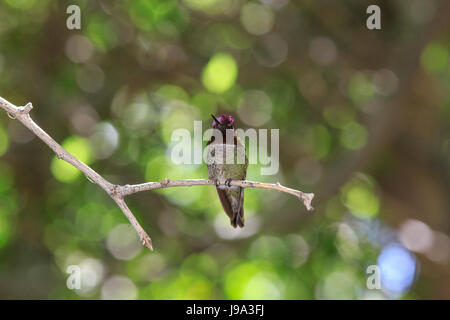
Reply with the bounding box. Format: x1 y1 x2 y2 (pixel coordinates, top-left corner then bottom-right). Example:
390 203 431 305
141 235 153 251
300 192 315 211
22 102 33 113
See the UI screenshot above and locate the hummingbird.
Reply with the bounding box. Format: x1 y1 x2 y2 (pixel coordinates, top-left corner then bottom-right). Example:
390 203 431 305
206 114 248 228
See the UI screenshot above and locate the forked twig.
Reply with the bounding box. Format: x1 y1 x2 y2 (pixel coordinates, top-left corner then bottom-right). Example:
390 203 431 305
0 96 314 250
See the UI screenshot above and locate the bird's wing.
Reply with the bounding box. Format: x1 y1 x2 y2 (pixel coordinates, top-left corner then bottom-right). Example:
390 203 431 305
216 187 239 226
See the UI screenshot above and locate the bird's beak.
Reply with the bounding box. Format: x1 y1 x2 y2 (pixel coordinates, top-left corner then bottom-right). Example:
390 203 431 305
211 114 221 125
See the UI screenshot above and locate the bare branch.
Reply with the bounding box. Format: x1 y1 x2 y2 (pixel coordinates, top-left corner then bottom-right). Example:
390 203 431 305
0 96 153 250
112 196 153 250
118 179 314 211
0 96 315 251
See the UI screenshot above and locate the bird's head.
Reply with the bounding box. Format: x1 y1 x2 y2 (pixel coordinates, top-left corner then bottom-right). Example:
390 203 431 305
211 114 235 131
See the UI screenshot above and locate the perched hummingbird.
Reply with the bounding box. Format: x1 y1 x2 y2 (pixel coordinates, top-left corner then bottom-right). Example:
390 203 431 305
206 114 248 228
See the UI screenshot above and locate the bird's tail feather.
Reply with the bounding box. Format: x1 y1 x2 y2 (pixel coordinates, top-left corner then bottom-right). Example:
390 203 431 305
232 208 245 228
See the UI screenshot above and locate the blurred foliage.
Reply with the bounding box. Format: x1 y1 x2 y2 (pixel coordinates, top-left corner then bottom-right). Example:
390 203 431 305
0 0 449 299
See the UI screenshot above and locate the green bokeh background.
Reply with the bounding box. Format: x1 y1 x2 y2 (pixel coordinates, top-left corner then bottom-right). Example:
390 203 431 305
0 0 449 299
